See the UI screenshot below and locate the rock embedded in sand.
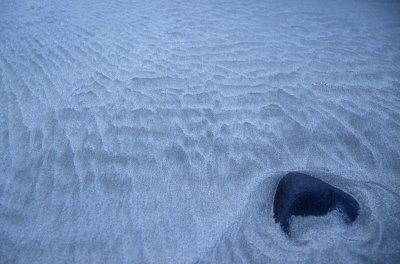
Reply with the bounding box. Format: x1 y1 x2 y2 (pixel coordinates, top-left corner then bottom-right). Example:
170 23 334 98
273 172 360 235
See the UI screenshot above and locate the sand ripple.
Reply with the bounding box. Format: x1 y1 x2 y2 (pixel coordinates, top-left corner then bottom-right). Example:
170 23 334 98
1 0 400 263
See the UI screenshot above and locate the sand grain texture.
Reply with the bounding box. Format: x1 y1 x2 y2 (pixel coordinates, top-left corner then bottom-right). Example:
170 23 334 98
1 0 400 263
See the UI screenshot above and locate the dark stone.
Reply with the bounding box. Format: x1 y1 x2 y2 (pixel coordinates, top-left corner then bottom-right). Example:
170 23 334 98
273 172 359 235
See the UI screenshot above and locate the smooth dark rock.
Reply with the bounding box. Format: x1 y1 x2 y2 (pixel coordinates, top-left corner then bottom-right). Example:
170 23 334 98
273 172 359 235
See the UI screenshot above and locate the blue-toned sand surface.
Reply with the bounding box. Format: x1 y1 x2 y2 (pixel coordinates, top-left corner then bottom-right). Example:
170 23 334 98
1 0 400 263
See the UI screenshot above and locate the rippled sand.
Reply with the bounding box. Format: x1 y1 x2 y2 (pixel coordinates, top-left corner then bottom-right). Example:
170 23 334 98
1 0 400 263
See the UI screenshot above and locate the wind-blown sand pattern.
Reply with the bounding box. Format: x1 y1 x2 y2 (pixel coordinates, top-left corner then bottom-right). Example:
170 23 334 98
1 0 400 263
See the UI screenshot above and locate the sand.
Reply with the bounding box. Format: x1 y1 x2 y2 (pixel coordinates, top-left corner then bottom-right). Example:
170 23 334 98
1 0 400 263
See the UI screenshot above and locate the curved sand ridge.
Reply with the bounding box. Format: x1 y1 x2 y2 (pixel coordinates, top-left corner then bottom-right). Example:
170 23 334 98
197 171 400 263
1 0 400 263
